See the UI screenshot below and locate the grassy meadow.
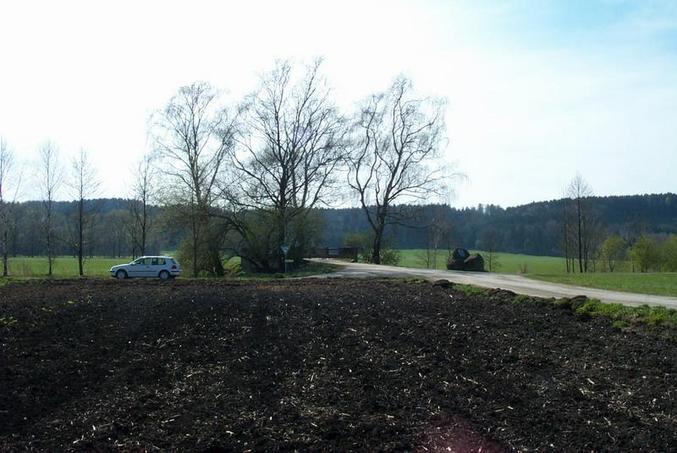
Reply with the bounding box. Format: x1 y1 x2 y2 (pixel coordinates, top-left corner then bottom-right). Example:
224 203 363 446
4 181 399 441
396 249 677 297
1 256 131 278
0 255 337 282
528 272 677 298
397 249 566 274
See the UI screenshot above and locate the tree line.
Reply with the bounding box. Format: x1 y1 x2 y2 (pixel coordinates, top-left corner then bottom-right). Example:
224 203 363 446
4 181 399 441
321 193 676 256
2 190 675 274
0 59 450 276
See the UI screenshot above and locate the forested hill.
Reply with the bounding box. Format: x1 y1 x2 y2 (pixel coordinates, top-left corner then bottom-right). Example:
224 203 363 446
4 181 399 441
7 193 677 258
320 193 677 256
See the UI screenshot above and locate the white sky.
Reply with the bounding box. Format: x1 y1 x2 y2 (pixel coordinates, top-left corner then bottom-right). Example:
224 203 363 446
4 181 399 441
1 0 676 207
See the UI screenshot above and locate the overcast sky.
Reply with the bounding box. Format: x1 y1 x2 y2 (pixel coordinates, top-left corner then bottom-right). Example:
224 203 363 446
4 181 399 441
1 0 676 208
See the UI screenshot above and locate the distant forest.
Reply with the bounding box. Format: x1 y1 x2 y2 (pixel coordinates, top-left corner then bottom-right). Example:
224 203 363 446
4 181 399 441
4 193 676 259
322 193 677 256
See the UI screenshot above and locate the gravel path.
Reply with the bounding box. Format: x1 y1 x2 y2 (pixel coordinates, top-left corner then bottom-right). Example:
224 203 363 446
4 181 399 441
311 259 677 308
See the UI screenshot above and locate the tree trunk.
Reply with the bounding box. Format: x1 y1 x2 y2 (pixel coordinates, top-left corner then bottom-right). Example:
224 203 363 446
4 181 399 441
576 198 583 273
2 229 8 277
78 198 84 276
46 204 53 276
562 199 570 273
371 233 382 264
141 200 147 256
278 215 286 272
371 220 386 265
191 207 199 278
47 231 53 276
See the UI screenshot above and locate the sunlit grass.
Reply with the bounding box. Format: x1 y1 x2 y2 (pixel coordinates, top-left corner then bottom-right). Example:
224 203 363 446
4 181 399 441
0 255 337 280
529 272 677 297
396 249 677 297
3 256 132 278
573 298 677 328
396 249 567 274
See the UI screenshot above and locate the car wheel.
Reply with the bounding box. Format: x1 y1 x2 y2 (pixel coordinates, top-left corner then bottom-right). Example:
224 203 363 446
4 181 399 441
159 270 170 281
116 270 127 280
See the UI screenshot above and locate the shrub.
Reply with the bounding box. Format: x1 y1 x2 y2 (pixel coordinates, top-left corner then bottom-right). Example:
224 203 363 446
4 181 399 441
629 236 661 272
661 235 677 272
600 234 626 272
349 232 400 266
380 248 401 265
223 258 242 275
176 238 225 277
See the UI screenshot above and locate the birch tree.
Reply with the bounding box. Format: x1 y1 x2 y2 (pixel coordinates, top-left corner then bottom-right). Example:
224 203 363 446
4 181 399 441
565 174 594 273
39 141 62 276
69 149 99 276
129 153 155 257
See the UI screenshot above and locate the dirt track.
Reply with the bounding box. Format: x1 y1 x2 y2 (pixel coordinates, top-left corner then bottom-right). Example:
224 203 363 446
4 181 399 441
1 279 676 451
313 259 677 308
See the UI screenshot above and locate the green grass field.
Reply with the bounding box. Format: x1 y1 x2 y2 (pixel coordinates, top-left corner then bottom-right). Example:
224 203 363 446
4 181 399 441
396 249 567 274
2 257 131 278
0 256 337 281
528 273 677 298
395 249 677 297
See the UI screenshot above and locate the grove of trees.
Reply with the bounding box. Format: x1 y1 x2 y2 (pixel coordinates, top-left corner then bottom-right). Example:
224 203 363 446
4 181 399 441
225 61 345 272
1 60 676 276
1 192 676 275
0 59 452 275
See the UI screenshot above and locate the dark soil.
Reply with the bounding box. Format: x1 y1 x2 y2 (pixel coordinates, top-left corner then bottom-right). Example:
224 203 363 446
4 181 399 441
1 278 675 451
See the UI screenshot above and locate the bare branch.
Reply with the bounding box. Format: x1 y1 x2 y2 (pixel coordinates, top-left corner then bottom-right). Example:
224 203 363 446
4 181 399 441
346 76 449 264
38 141 63 275
151 82 238 276
227 59 346 270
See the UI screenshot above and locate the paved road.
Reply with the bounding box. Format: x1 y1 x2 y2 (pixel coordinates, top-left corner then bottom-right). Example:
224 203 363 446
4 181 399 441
309 259 677 309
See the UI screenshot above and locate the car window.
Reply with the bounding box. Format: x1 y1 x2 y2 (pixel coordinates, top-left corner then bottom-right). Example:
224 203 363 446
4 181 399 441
158 258 166 265
151 258 159 265
133 258 144 265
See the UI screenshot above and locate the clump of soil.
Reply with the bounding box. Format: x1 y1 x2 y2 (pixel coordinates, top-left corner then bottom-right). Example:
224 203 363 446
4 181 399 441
1 278 675 451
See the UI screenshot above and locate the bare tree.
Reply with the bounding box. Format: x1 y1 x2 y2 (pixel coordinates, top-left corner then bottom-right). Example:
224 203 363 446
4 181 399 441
104 210 131 258
420 221 445 269
152 82 237 277
0 139 16 276
69 149 100 276
39 141 63 275
129 153 156 257
347 77 447 264
227 60 345 271
565 174 595 273
561 197 573 273
480 227 502 272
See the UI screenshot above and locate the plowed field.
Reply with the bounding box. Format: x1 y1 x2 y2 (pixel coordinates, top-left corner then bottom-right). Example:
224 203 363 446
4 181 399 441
1 279 675 451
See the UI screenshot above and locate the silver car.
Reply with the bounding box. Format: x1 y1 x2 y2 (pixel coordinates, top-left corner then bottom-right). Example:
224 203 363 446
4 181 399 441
110 256 181 280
